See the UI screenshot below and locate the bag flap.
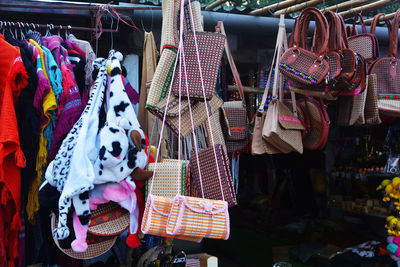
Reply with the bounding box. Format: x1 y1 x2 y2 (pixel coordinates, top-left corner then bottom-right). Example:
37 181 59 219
155 96 192 117
227 127 247 141
276 101 305 130
177 196 228 215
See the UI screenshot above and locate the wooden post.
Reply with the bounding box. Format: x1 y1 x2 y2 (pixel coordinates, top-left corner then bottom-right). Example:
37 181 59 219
249 0 308 16
323 0 372 12
339 0 398 18
273 0 324 16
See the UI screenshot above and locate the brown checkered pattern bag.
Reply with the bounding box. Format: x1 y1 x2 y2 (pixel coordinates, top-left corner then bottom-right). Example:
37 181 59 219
172 32 226 100
190 144 236 207
370 9 400 117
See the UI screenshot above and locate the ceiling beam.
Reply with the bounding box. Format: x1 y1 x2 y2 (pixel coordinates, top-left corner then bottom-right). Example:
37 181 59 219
323 0 372 12
339 0 398 18
249 0 308 16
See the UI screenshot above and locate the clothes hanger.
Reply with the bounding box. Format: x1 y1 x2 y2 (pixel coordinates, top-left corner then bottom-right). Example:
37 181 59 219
141 7 153 33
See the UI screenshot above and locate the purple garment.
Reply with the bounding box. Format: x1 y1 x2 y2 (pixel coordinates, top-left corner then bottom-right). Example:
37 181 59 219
42 35 64 67
123 77 140 105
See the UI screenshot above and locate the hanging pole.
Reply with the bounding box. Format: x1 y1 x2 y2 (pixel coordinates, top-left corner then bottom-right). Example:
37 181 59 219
0 21 118 33
0 3 161 11
364 11 395 24
205 0 229 11
323 0 373 12
273 0 324 16
249 0 308 16
339 0 399 18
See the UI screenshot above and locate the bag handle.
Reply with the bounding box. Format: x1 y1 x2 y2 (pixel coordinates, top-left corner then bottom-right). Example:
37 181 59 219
337 14 351 50
352 13 367 34
389 9 400 58
293 7 329 58
216 21 246 107
370 13 385 35
258 15 284 111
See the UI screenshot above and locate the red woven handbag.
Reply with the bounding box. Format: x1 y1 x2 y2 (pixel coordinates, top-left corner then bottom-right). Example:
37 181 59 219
369 8 400 117
279 8 330 88
348 13 380 63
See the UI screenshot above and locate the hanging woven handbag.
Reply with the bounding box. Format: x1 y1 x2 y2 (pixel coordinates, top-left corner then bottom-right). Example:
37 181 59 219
172 31 226 100
364 74 382 125
279 8 330 90
297 97 330 150
189 144 236 207
263 15 304 154
369 9 400 117
348 13 380 63
214 21 249 153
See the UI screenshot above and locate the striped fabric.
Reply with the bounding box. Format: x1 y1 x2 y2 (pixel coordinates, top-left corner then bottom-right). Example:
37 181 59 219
166 195 229 240
141 194 202 242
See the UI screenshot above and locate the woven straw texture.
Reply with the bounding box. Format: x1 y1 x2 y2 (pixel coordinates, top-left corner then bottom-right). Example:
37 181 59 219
190 144 236 207
172 32 226 100
251 112 282 154
204 109 227 154
166 195 229 240
326 52 341 79
262 101 303 154
160 0 180 50
298 99 329 150
156 93 223 138
378 99 400 117
155 95 192 117
51 213 117 260
141 195 203 242
147 48 177 110
183 0 203 33
279 48 329 85
354 89 367 126
222 101 249 153
88 202 129 236
348 35 376 62
371 58 400 96
337 93 364 126
340 49 356 78
365 74 382 125
146 159 187 198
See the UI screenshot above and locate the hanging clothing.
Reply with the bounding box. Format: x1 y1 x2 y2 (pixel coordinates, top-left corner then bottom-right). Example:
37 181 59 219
122 54 140 114
26 39 57 223
68 34 96 91
137 31 158 139
0 34 27 267
62 41 86 95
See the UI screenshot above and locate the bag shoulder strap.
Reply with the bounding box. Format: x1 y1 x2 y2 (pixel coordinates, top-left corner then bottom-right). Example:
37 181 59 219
216 21 246 106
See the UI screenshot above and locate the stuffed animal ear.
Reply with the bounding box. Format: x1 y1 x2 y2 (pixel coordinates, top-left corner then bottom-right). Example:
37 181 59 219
130 130 142 152
131 168 153 181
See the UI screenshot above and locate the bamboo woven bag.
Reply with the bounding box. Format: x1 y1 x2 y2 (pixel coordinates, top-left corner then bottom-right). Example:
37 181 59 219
172 32 226 100
279 8 330 90
189 144 236 207
348 13 379 63
263 15 304 154
216 21 249 153
369 9 400 117
297 98 329 150
364 74 381 125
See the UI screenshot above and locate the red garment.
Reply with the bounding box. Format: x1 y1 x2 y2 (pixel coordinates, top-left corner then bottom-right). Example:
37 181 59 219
0 34 27 267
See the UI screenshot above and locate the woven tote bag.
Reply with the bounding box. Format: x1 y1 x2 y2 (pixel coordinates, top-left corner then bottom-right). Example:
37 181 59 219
370 9 400 117
146 159 188 198
337 91 367 126
154 93 223 138
172 32 226 100
297 98 329 150
348 13 379 63
263 15 304 154
365 74 382 125
189 144 236 207
165 195 229 240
